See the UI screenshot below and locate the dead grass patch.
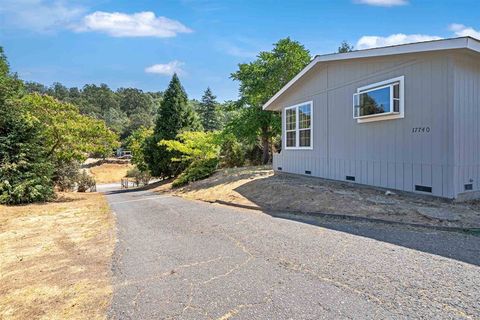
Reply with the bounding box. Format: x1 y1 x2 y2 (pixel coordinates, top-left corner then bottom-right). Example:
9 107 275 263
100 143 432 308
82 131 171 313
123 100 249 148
155 166 480 229
0 192 115 320
88 163 133 184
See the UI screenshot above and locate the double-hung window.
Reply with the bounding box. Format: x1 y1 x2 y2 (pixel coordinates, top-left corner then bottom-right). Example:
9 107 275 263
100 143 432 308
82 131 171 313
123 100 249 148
284 101 313 149
353 76 404 123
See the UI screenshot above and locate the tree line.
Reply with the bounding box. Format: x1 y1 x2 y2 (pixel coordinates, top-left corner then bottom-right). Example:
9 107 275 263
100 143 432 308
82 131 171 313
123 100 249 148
128 38 313 187
1 38 354 204
0 48 118 204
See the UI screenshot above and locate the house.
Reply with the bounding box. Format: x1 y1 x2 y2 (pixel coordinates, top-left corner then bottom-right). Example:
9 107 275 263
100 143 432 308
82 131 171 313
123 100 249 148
264 37 480 200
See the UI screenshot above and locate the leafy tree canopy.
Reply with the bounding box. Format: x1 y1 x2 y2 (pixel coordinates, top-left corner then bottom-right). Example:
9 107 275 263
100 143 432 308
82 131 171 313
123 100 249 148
125 126 153 172
21 93 119 163
229 38 311 163
0 48 54 204
160 131 221 163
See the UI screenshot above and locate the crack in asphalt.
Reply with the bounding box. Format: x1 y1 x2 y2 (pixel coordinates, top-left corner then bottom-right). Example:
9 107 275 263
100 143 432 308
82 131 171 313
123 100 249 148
107 190 480 319
202 231 254 285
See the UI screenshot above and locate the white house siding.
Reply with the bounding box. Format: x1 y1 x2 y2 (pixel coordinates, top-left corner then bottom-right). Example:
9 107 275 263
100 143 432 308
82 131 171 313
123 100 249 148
273 52 456 198
453 52 480 198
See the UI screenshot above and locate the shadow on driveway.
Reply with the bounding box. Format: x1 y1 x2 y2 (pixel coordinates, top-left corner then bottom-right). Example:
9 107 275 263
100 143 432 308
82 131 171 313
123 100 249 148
265 209 480 266
231 176 480 267
102 174 480 267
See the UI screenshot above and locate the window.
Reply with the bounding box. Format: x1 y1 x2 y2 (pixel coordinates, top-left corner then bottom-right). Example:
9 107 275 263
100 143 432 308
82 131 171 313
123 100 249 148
284 101 312 149
353 76 404 123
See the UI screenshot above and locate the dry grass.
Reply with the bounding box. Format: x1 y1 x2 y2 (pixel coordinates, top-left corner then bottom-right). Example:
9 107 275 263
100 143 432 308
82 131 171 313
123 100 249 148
156 166 480 229
0 192 115 320
88 163 133 184
155 166 272 208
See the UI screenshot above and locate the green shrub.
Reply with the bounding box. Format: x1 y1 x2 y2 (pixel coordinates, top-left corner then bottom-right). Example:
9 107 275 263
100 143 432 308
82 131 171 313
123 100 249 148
220 134 245 168
0 98 55 204
0 163 54 204
53 160 81 191
126 167 151 186
77 170 96 192
172 158 219 188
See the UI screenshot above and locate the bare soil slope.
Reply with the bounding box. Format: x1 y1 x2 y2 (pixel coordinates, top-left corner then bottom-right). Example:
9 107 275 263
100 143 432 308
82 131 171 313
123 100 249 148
156 166 480 229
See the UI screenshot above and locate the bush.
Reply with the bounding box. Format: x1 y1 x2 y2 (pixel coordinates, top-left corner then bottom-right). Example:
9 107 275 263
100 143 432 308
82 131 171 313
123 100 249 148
172 158 219 188
0 163 54 204
53 160 81 191
126 167 151 186
0 98 55 204
77 170 96 192
220 134 245 168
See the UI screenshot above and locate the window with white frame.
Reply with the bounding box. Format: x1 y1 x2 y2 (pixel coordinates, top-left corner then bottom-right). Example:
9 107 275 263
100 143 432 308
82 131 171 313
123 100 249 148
353 76 404 122
284 101 312 149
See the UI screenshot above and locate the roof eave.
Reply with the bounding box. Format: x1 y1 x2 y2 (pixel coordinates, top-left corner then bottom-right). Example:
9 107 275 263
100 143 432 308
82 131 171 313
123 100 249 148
263 37 480 111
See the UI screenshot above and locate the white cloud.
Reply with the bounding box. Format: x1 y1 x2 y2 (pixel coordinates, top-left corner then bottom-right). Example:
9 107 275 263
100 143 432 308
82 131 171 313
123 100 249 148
221 43 257 58
145 61 185 76
215 37 266 59
0 0 85 32
354 0 408 6
356 33 442 49
449 24 480 40
74 11 192 38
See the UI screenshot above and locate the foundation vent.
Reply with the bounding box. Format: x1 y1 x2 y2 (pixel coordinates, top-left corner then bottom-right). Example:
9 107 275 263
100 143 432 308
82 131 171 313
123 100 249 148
464 183 473 191
305 170 311 175
346 176 355 181
415 185 432 193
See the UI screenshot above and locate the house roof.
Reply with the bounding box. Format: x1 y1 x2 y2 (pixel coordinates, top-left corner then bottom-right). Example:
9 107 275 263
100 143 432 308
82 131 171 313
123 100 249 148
263 36 480 110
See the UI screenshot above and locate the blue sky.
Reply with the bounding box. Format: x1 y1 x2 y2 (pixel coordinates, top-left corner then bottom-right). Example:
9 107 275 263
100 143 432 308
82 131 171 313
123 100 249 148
1 0 479 102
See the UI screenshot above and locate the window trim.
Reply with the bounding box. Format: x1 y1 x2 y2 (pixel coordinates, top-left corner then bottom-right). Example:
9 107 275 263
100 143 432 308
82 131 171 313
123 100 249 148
284 101 313 150
353 76 405 123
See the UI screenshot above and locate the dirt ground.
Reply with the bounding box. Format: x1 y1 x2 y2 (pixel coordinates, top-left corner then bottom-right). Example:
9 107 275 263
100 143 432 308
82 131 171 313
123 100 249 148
0 192 115 320
88 163 133 184
155 166 480 229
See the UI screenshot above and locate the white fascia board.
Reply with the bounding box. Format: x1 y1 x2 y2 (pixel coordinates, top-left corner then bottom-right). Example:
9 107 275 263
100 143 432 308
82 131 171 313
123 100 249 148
263 37 480 111
263 57 319 111
316 37 471 63
467 37 480 52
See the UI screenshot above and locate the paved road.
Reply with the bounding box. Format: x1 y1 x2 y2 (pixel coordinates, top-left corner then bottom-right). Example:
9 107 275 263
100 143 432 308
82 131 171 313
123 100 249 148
105 189 480 319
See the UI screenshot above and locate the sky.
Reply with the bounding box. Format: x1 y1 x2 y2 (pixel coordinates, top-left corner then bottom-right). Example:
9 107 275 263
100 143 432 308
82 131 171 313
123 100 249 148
1 0 480 102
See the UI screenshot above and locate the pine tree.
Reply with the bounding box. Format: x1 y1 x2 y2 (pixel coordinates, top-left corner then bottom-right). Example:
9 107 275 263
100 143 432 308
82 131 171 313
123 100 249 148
198 87 220 131
144 74 201 177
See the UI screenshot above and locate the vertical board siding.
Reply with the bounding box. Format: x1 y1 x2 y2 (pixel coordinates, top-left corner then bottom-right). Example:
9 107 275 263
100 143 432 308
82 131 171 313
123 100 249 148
453 54 480 196
274 52 456 198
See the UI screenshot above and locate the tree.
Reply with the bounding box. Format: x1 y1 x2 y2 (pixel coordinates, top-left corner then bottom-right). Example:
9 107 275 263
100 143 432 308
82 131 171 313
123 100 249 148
125 126 153 172
24 81 48 94
117 88 156 138
338 41 354 53
0 48 54 204
230 38 311 164
21 94 119 163
197 87 221 131
160 131 221 187
144 74 202 177
82 84 128 134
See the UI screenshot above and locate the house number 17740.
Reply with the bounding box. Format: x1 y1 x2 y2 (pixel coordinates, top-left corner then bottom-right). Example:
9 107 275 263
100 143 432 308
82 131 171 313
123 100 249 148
412 127 430 133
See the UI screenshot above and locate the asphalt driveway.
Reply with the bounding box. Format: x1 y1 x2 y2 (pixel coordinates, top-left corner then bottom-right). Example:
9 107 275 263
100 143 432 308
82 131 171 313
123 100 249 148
105 188 480 319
